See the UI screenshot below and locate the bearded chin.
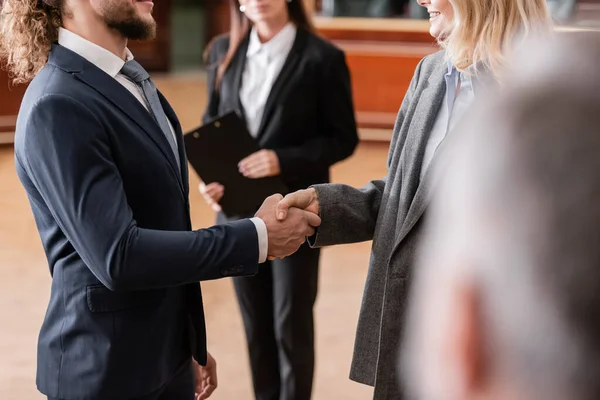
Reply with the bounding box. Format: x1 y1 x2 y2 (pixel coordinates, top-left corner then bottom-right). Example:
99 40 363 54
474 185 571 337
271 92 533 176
102 1 157 41
107 17 157 40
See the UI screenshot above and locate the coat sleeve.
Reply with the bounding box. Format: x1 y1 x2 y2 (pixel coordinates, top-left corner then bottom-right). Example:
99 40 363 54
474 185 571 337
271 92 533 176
310 56 426 247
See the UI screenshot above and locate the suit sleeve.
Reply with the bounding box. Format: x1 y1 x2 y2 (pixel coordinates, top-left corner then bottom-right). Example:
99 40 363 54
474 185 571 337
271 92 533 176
21 94 259 291
309 57 426 247
274 50 359 180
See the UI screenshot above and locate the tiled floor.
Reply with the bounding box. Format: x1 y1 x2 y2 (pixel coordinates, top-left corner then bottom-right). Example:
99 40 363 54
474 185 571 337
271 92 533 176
0 73 390 400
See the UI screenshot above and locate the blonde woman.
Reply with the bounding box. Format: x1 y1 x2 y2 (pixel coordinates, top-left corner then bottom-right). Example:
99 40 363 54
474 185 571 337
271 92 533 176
276 0 552 398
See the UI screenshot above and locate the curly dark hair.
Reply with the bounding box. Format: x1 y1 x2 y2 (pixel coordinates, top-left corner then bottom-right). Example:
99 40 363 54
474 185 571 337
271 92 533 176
0 0 64 84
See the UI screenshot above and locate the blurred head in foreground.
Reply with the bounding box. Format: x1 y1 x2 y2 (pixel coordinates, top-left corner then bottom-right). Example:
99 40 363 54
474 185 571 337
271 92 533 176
402 32 600 400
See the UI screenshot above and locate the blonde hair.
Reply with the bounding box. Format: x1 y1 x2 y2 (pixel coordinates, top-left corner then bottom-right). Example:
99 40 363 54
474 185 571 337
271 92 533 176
0 0 63 84
440 0 552 78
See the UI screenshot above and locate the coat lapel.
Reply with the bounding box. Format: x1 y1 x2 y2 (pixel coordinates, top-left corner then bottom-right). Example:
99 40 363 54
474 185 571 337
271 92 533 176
255 29 307 140
394 63 496 249
393 62 448 248
395 146 443 246
227 35 250 122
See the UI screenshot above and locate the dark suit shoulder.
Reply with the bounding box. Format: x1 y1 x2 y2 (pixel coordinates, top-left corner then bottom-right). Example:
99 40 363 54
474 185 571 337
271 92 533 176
205 34 231 65
23 65 75 109
17 64 104 138
20 65 100 124
302 30 346 63
20 70 97 118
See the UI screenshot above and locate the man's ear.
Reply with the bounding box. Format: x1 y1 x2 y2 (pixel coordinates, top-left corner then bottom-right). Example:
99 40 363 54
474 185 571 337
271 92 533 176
448 280 487 399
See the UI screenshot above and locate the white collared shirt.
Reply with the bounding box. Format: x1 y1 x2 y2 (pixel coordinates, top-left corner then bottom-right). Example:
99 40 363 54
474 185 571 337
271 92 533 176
58 27 268 264
420 63 477 179
240 23 297 137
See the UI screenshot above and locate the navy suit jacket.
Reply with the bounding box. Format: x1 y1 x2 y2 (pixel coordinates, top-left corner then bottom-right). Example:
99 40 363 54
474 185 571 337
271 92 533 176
14 44 260 399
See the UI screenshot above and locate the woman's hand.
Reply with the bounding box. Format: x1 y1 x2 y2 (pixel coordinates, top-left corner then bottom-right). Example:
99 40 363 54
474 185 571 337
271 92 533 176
238 150 281 179
193 352 218 400
199 182 224 212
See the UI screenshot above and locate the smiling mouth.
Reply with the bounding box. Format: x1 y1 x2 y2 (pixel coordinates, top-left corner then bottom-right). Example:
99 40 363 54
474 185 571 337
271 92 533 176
429 11 441 19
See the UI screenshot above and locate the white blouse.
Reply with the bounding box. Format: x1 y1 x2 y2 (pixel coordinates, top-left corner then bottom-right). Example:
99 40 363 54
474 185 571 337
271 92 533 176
239 23 297 137
420 63 478 179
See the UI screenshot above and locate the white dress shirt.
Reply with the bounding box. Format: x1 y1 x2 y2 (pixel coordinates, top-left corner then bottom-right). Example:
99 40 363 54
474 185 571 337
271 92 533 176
58 28 268 263
240 23 297 137
420 63 477 179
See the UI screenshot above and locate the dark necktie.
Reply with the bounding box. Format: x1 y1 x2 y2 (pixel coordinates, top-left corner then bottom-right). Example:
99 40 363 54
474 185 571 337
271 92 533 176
120 60 180 169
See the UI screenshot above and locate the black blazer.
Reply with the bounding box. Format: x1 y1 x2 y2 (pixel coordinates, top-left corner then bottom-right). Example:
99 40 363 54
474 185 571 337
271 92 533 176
203 27 359 195
14 44 260 399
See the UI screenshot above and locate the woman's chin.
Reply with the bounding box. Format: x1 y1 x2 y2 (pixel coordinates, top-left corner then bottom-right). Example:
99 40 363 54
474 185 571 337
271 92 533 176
430 24 451 41
429 27 442 40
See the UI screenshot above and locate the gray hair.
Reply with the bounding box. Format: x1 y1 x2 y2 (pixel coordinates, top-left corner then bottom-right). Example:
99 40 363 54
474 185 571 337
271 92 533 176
410 31 600 399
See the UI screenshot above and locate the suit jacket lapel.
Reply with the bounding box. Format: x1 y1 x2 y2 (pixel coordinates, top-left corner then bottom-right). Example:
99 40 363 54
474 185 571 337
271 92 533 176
255 29 307 140
158 91 188 197
62 49 184 192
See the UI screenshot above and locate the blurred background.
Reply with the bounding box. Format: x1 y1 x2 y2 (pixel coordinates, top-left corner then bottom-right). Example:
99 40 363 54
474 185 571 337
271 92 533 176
1 0 599 399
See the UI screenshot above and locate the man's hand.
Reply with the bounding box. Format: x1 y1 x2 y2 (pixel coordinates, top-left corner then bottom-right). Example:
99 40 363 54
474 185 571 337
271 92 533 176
256 194 321 259
238 150 280 179
199 182 224 213
276 188 320 221
194 352 218 400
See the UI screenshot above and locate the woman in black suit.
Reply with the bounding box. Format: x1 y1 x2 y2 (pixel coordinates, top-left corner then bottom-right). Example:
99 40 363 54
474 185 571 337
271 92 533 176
200 1 359 399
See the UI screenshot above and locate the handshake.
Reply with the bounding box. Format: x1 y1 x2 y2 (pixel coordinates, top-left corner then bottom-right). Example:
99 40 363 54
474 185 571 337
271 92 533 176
199 183 320 260
255 189 321 260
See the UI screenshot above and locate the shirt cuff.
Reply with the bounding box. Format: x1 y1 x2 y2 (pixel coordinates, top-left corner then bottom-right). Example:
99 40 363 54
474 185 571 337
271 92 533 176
250 217 268 263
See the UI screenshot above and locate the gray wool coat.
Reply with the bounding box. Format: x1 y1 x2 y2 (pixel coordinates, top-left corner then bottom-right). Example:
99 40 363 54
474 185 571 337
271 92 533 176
311 49 455 399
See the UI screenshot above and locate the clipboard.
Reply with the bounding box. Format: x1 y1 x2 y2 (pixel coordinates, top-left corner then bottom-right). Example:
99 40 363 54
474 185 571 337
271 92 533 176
184 111 288 217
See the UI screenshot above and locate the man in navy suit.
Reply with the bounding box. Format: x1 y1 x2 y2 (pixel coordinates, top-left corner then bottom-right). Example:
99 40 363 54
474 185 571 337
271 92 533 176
0 0 320 399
